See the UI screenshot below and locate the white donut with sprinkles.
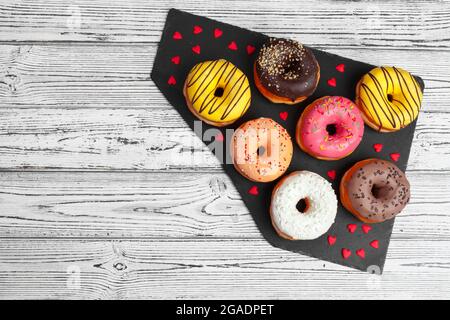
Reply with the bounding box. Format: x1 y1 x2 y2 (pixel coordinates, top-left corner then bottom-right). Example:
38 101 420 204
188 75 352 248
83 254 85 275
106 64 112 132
270 171 338 240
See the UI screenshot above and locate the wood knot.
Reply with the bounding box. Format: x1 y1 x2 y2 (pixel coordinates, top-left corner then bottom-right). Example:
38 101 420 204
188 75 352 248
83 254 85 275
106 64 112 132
2 68 21 93
113 262 127 272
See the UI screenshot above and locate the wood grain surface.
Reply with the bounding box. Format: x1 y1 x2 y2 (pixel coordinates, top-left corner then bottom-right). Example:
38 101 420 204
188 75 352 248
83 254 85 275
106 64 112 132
0 0 449 299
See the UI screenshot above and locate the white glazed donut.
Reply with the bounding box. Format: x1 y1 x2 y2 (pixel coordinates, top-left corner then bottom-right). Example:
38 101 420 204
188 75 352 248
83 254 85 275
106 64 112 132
270 171 337 240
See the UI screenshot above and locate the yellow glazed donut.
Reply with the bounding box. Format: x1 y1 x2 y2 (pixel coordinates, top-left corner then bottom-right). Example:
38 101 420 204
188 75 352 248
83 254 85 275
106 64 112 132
355 66 423 132
183 59 251 127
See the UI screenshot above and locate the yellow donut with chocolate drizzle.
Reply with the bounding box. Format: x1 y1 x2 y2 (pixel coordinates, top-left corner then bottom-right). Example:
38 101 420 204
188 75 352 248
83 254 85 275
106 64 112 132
355 66 423 132
183 59 251 127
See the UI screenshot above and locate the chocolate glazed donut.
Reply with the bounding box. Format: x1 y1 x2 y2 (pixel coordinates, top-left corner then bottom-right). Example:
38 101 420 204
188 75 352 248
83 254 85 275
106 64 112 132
254 38 320 104
340 159 410 223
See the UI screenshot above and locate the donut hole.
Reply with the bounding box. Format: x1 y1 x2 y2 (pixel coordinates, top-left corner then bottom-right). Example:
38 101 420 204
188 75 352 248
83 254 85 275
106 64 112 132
257 146 266 156
214 87 225 98
387 94 393 102
371 184 390 199
296 198 310 214
326 124 337 136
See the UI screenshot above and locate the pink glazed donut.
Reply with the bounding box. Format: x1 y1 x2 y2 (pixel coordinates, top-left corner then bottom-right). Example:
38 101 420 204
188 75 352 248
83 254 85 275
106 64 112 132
296 96 364 160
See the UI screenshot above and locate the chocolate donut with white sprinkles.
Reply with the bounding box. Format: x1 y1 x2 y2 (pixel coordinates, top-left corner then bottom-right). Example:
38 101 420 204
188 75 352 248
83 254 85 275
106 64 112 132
254 38 320 104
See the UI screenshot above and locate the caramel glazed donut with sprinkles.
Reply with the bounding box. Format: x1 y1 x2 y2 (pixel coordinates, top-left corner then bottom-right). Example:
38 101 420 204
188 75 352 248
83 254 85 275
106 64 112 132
355 66 423 132
184 59 251 127
340 159 410 223
254 38 320 105
270 171 338 240
230 118 293 183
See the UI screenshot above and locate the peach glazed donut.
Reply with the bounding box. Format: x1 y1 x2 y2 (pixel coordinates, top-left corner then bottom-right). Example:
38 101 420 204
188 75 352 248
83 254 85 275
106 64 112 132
355 66 423 132
296 96 364 161
184 59 251 127
254 38 320 104
270 171 337 240
230 118 293 182
340 159 410 223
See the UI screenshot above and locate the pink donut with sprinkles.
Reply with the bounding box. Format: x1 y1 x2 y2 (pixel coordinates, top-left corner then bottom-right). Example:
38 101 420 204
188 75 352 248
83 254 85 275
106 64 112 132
296 96 364 160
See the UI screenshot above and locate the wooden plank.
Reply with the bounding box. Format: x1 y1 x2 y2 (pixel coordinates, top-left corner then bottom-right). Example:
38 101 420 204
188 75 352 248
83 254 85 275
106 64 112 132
0 238 449 299
0 44 449 109
0 108 447 171
0 0 449 50
0 171 448 239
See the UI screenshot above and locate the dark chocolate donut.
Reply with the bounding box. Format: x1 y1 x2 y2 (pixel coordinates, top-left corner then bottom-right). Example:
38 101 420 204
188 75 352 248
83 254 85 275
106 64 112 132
255 38 320 101
340 159 410 223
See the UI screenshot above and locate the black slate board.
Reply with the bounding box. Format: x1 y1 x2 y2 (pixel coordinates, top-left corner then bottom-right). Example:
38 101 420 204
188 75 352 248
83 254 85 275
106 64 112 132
151 9 424 272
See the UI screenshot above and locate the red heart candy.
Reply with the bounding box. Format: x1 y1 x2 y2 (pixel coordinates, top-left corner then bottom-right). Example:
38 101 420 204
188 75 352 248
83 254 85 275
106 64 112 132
342 248 351 259
172 31 182 40
373 143 383 153
390 153 400 162
327 170 336 180
228 41 238 51
347 224 357 233
214 28 223 38
167 76 176 85
246 45 255 55
356 248 365 259
362 224 372 234
248 185 259 196
327 235 337 246
192 45 201 55
215 132 224 142
193 25 203 34
279 111 288 121
370 240 379 249
327 77 337 87
336 64 345 73
171 56 180 65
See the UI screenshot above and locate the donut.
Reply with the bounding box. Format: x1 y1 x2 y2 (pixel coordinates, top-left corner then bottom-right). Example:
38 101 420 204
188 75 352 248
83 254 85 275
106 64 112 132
296 96 364 161
183 59 251 127
254 38 320 104
230 118 293 182
270 171 337 240
355 66 423 132
340 159 410 223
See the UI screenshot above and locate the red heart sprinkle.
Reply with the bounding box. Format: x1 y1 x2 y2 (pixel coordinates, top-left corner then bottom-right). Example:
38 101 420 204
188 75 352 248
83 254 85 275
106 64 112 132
390 153 400 162
167 76 176 85
192 45 201 54
347 224 357 233
246 45 255 55
215 132 224 142
279 111 288 121
214 28 223 38
327 235 337 246
327 77 337 87
373 143 383 153
327 170 336 180
370 240 379 249
342 248 352 259
228 41 238 51
193 25 203 34
362 224 372 234
172 31 182 40
248 185 259 196
336 64 345 73
171 56 180 65
356 248 366 259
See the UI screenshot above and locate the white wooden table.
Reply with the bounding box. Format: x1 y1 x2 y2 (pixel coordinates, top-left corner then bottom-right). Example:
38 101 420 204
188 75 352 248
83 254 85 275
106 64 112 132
0 0 449 299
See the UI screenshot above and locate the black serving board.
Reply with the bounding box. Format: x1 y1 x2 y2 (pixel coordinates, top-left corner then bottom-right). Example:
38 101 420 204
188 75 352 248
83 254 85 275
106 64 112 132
151 9 424 272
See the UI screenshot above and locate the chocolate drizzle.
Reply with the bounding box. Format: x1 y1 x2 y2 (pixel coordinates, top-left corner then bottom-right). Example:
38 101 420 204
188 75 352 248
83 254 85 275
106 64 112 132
186 59 251 121
255 38 320 100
